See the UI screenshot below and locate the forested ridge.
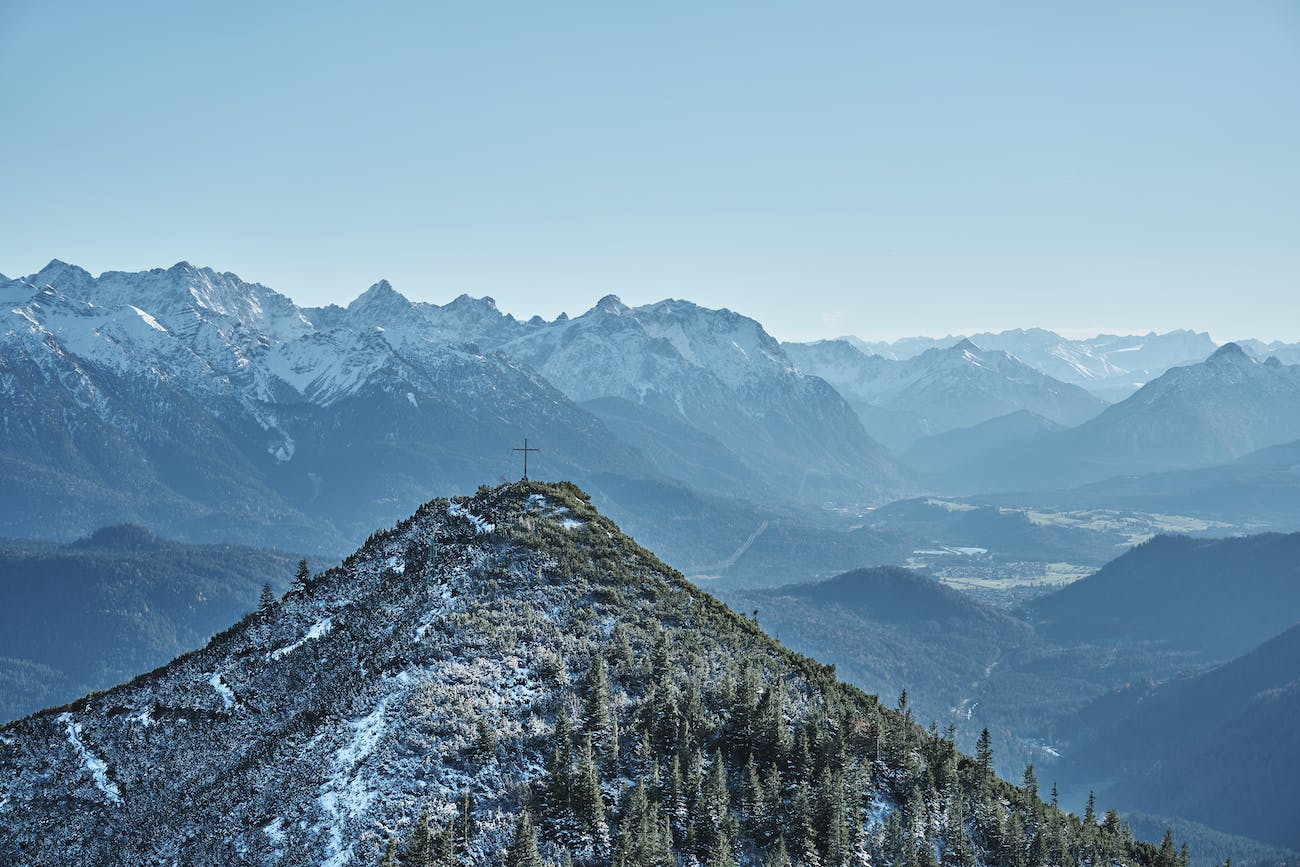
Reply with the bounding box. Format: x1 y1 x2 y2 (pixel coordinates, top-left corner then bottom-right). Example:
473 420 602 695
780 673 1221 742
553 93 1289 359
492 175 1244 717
0 483 1179 866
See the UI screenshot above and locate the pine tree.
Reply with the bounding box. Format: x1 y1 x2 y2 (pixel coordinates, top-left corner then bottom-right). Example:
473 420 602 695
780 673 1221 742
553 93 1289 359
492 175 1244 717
379 835 398 867
505 811 544 867
292 558 310 592
765 837 794 867
1083 791 1096 827
258 582 275 612
572 735 609 852
544 706 575 839
696 748 733 855
1021 764 1038 804
582 653 613 755
402 810 435 865
476 715 497 757
975 729 993 775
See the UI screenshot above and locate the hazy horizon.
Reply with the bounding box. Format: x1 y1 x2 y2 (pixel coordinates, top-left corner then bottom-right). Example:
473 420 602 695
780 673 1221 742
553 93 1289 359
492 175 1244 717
2 254 1289 345
3 2 1297 342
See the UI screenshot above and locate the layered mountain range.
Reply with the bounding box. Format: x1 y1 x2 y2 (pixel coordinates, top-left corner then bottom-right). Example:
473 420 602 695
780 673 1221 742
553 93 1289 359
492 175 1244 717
844 328 1297 402
941 343 1300 493
0 261 906 565
5 258 1300 563
784 338 1107 451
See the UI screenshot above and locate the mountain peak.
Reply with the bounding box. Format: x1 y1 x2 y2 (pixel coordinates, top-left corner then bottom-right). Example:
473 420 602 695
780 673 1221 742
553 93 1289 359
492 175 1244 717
31 259 95 292
1207 341 1252 365
347 279 409 311
594 293 628 315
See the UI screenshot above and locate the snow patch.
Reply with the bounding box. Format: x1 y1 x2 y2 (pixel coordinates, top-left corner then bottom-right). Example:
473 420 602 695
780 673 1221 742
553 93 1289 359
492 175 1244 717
59 713 122 804
128 305 168 332
271 434 296 463
447 501 494 533
263 817 285 845
269 617 333 660
318 699 389 867
209 672 235 709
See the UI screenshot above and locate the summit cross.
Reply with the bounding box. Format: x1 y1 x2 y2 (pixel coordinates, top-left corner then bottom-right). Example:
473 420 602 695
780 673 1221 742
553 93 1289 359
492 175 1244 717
512 438 539 481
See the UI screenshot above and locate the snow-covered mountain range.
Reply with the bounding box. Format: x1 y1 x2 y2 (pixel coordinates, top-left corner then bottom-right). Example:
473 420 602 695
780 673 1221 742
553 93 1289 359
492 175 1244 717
0 261 907 559
784 338 1106 452
5 258 1300 550
845 328 1295 402
937 343 1300 492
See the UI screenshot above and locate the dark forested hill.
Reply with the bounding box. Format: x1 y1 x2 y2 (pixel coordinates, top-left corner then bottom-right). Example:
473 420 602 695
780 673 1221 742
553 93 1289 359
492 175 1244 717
0 526 305 722
1065 625 1300 850
0 483 1166 867
1028 532 1300 661
722 567 1035 761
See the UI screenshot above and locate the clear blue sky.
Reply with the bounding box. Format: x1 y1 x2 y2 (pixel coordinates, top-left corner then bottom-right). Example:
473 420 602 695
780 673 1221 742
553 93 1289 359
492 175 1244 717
2 1 1297 341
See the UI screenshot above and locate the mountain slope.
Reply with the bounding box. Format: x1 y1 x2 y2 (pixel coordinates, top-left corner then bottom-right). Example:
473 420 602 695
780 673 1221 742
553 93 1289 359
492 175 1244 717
503 298 909 503
901 411 1064 475
994 438 1300 532
0 263 720 559
724 567 1034 743
0 483 1163 867
0 527 306 723
785 338 1106 450
1028 532 1300 661
952 345 1300 492
1065 625 1300 849
850 329 1219 402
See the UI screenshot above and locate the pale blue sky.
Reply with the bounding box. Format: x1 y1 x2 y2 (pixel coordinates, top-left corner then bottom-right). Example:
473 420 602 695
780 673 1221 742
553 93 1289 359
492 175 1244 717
2 1 1297 340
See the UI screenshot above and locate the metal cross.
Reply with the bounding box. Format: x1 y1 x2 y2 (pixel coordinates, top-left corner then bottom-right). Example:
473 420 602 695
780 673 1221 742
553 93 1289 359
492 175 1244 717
512 438 539 480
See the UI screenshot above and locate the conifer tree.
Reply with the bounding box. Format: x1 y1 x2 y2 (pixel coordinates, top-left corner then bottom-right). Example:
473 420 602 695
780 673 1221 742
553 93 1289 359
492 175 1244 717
379 835 398 867
696 748 734 855
765 837 794 867
476 715 497 757
402 810 435 865
544 706 574 838
1156 831 1179 867
1021 764 1039 804
787 780 822 867
1001 813 1027 867
505 811 544 867
755 684 788 767
707 830 738 867
582 653 612 749
817 767 850 866
258 582 276 612
292 558 310 592
457 789 476 852
572 735 609 852
975 729 993 775
942 797 976 867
